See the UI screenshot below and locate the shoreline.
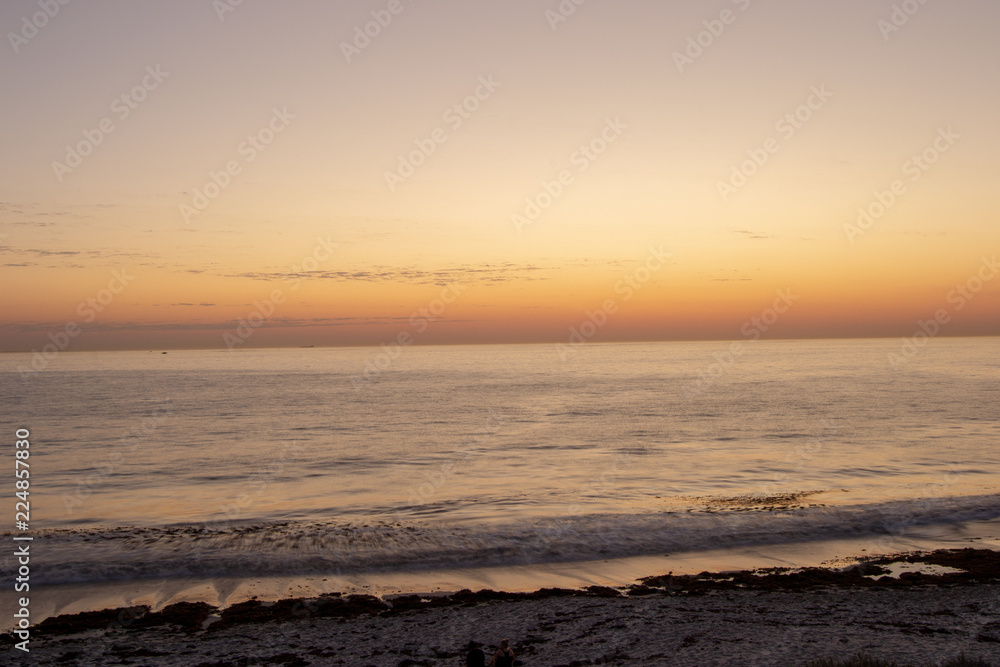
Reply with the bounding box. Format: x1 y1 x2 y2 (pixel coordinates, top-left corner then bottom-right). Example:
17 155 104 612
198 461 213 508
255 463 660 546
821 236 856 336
12 517 1000 628
7 547 1000 666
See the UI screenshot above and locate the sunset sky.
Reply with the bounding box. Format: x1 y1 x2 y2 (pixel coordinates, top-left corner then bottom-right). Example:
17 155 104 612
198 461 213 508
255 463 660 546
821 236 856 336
1 0 998 351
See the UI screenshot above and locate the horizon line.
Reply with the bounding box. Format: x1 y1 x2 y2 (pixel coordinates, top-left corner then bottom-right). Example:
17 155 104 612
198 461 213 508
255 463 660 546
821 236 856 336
1 333 998 355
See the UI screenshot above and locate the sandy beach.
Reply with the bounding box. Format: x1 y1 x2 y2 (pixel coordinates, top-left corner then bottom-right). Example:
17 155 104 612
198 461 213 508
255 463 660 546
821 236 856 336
7 548 1000 666
6 0 1000 661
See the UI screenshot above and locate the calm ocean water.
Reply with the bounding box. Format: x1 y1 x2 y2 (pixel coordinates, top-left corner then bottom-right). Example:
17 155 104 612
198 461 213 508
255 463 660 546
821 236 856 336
1 339 998 586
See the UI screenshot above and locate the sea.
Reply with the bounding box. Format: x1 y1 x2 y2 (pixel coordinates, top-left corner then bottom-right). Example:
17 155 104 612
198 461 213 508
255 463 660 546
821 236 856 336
1 338 999 616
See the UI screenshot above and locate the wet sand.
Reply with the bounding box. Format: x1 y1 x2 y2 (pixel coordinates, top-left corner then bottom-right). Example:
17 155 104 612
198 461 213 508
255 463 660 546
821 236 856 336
7 548 1000 666
14 517 1000 628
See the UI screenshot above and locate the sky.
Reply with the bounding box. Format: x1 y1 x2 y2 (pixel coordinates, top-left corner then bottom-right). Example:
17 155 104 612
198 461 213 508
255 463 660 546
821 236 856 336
1 0 998 351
